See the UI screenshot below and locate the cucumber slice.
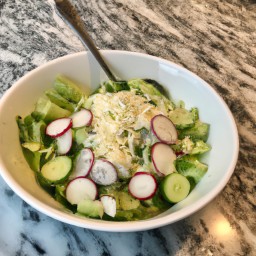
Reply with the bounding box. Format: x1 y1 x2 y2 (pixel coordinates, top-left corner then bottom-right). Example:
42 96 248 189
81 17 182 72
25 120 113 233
41 156 72 184
160 173 190 203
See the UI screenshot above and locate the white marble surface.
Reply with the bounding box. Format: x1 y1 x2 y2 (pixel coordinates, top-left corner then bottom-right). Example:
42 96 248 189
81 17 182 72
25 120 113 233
0 0 255 255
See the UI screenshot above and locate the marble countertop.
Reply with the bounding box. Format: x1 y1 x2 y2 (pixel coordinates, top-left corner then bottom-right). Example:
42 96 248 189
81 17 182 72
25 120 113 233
0 0 255 255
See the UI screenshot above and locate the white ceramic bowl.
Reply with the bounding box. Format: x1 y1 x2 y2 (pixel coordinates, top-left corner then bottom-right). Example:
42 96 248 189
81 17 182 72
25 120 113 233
0 51 239 232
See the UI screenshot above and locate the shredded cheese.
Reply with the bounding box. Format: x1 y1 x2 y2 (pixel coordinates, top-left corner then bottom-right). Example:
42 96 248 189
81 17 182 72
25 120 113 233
84 90 162 171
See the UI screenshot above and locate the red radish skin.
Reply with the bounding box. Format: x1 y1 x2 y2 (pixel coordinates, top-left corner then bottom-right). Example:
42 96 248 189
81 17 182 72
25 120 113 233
71 109 93 128
175 151 185 157
66 177 98 205
56 129 73 155
90 159 118 186
128 172 157 200
70 148 94 179
151 114 178 144
151 142 177 176
46 118 72 138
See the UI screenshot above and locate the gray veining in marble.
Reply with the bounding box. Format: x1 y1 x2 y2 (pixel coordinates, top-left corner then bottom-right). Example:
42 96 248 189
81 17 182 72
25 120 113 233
0 0 256 255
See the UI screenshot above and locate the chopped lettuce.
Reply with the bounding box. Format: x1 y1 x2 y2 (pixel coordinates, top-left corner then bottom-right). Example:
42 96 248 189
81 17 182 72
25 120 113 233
175 155 208 184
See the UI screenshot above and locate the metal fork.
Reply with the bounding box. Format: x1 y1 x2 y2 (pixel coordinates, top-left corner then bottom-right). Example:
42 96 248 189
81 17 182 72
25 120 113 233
53 0 168 97
54 0 118 82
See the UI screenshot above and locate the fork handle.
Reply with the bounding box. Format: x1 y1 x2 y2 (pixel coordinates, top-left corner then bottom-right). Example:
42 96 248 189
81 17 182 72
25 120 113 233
54 0 118 82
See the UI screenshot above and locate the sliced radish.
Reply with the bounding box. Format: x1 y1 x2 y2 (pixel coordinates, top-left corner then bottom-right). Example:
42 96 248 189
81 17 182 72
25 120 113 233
128 172 157 200
100 195 116 217
175 151 185 157
66 177 97 205
56 129 72 155
45 118 72 138
151 114 177 144
151 142 176 176
71 109 93 128
70 148 94 179
90 159 117 185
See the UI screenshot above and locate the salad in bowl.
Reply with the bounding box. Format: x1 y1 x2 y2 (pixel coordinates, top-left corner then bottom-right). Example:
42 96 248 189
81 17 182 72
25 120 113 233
0 51 238 231
16 75 211 221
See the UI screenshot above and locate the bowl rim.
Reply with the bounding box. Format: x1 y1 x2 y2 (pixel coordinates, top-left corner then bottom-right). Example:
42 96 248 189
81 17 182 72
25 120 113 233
0 50 239 232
